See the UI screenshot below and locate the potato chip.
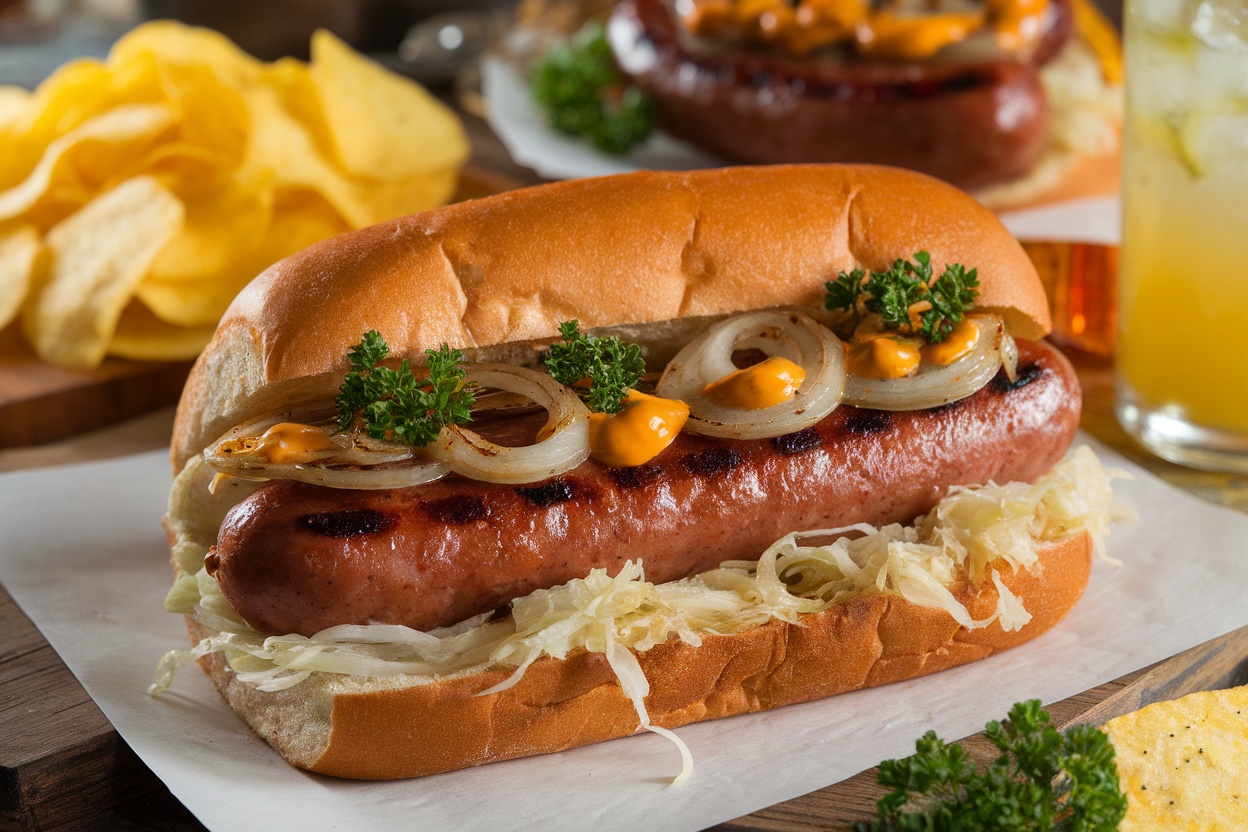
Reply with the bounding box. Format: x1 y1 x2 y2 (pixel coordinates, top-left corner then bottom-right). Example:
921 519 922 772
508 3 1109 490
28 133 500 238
0 103 178 226
146 176 274 284
0 86 29 132
310 29 467 180
29 176 183 368
331 165 460 228
128 141 235 193
108 298 215 361
9 53 164 184
108 20 263 88
138 192 347 327
6 20 467 368
239 82 343 203
1105 685 1248 830
0 223 40 330
263 58 335 160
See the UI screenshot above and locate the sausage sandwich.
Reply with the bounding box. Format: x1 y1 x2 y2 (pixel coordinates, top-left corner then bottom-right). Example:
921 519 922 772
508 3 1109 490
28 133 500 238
607 0 1123 209
156 165 1121 780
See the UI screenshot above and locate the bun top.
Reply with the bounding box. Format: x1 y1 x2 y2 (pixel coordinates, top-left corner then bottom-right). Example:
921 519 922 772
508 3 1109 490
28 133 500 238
172 165 1050 471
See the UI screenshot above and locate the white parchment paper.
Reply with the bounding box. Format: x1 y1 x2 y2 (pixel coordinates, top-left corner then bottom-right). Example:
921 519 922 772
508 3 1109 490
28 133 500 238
1 435 1247 830
481 56 1123 246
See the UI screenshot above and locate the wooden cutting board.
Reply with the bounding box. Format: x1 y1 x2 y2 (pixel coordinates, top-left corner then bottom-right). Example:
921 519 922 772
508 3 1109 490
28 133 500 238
0 165 521 450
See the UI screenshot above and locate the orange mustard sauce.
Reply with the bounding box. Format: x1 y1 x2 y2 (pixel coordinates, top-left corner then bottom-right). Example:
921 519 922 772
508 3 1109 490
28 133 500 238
847 337 922 379
588 391 690 468
922 319 980 366
255 422 332 463
700 356 806 410
682 0 1048 60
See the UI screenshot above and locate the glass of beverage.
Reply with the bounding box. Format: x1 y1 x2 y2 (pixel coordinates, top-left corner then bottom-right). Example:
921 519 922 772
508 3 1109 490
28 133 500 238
1117 0 1248 473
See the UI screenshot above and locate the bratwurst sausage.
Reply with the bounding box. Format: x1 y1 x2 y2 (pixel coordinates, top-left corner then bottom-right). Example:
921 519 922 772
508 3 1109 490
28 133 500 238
609 0 1075 191
207 338 1080 637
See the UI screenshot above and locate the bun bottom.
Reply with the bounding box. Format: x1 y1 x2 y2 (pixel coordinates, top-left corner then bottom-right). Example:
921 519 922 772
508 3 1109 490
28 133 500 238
191 532 1092 780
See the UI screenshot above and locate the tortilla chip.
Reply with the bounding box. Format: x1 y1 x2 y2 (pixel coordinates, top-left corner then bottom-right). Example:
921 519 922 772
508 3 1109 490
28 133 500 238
1105 685 1248 831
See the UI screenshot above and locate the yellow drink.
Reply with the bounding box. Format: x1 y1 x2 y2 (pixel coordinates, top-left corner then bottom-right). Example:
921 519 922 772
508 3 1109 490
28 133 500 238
1117 0 1248 470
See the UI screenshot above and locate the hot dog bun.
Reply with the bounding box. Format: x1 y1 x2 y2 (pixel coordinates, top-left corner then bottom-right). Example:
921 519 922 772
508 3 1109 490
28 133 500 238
163 164 1109 782
172 164 1049 471
191 532 1091 780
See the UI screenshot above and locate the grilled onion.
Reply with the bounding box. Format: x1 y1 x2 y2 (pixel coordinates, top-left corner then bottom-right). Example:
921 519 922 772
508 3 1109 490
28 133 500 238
202 409 450 490
431 364 591 484
656 310 845 439
845 316 1011 411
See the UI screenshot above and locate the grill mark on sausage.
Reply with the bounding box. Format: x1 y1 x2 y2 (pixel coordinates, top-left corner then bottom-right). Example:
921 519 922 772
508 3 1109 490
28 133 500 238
609 462 665 490
773 427 823 456
681 446 741 476
517 478 577 508
842 409 894 436
421 496 489 525
992 363 1045 394
301 509 399 538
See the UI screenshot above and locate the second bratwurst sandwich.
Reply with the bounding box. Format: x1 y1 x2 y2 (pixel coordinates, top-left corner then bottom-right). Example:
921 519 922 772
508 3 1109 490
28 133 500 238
156 164 1122 780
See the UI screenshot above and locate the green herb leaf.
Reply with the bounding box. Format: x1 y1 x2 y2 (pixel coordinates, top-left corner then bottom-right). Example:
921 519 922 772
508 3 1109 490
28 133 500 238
544 320 645 414
531 24 653 154
335 331 475 446
854 700 1128 832
825 251 980 343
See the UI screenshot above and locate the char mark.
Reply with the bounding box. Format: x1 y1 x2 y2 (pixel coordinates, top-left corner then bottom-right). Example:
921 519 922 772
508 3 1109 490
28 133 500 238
609 462 665 489
682 446 741 476
421 495 490 525
992 364 1044 394
301 509 399 538
842 409 894 436
773 427 823 456
517 478 577 508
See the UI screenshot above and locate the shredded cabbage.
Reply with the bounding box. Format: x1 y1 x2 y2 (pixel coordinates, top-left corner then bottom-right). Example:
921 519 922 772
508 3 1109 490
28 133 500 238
151 445 1131 782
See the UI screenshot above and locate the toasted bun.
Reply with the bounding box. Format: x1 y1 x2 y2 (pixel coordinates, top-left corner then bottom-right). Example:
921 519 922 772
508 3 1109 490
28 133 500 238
191 532 1091 779
172 164 1048 471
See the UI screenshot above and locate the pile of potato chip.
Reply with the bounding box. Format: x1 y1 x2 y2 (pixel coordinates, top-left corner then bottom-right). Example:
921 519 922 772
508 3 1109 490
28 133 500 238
1105 685 1248 829
0 21 468 368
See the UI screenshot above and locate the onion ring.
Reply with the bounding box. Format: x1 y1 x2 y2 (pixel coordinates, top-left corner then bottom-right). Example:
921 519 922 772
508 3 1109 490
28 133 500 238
656 310 845 439
203 408 449 491
844 316 1006 411
431 364 591 484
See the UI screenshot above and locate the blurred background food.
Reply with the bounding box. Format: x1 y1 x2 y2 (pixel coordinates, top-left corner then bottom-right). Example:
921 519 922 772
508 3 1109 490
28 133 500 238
0 11 469 370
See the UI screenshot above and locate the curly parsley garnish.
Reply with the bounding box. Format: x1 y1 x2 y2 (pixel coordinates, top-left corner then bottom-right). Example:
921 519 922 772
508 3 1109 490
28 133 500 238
544 320 645 414
531 24 653 155
856 700 1127 832
826 251 980 343
335 330 475 447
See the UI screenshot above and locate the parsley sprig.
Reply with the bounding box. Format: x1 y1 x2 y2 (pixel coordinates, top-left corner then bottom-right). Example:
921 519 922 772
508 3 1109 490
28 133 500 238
531 24 653 154
856 700 1127 832
826 251 980 343
335 330 475 447
544 320 645 414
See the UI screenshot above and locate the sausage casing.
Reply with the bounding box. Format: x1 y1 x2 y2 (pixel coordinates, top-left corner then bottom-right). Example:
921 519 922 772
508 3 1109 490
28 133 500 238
209 339 1080 636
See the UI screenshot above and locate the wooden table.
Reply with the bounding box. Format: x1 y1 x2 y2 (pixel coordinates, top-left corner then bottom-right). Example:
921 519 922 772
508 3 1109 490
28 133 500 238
4 111 1247 832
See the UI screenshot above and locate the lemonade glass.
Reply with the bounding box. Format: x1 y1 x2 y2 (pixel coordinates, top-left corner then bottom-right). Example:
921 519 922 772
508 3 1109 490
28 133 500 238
1117 0 1248 472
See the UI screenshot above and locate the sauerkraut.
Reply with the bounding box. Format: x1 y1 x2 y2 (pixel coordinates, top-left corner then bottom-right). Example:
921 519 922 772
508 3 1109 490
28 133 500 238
152 445 1130 782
